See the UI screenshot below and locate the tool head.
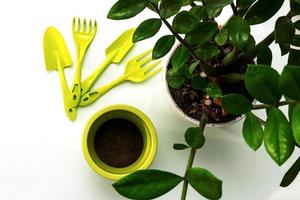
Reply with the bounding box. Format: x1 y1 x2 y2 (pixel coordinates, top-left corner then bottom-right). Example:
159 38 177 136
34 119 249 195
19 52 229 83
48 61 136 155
105 28 136 64
43 27 72 71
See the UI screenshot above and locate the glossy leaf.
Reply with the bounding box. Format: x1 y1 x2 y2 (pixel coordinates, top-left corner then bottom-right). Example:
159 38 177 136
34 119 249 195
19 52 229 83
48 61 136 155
292 104 300 145
264 108 295 166
244 0 284 25
245 64 281 104
186 168 222 200
279 43 290 56
206 83 222 99
275 16 295 44
206 0 233 7
113 169 183 199
189 61 199 74
292 35 300 47
171 46 190 72
222 47 238 67
189 6 207 20
280 156 300 187
133 18 162 42
185 127 205 149
295 20 300 30
279 65 300 101
243 112 264 151
221 94 252 115
153 35 175 59
291 0 300 14
173 11 198 34
186 22 218 45
257 46 272 66
173 143 189 150
159 0 182 19
243 35 256 58
191 77 207 91
288 49 300 65
167 68 185 89
108 0 148 20
237 0 256 9
289 104 296 122
227 16 250 48
215 28 228 46
195 43 221 61
206 6 223 19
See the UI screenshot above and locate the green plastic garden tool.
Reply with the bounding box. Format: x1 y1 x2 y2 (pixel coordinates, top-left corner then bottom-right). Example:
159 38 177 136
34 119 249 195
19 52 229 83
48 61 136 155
43 27 77 121
80 28 136 95
70 18 97 107
79 50 162 106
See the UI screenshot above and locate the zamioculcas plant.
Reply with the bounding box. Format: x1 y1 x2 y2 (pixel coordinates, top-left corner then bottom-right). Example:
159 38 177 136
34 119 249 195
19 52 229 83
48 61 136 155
108 0 300 199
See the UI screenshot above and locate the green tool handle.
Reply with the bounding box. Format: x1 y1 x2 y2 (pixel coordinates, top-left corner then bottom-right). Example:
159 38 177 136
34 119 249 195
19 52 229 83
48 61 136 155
70 47 86 107
80 51 117 95
79 74 128 107
56 55 77 121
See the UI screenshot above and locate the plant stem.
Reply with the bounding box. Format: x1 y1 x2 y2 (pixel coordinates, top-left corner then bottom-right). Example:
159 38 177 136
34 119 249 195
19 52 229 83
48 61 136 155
230 3 238 16
252 100 298 110
180 113 208 200
150 3 198 59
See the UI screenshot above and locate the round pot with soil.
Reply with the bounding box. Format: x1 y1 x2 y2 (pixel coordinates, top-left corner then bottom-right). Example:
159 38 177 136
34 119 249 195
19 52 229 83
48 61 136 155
163 44 253 127
82 105 157 180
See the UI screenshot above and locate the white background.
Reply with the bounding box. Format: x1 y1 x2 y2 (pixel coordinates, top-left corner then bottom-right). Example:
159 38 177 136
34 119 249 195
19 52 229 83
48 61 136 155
0 0 300 199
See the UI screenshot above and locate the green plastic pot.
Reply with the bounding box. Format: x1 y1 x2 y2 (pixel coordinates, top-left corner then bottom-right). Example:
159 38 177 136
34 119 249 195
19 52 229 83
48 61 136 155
82 104 157 180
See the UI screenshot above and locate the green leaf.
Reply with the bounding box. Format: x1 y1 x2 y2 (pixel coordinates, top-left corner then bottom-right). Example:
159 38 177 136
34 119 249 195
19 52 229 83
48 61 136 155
280 156 300 187
292 35 300 47
243 35 256 58
189 61 199 74
222 47 238 67
186 168 222 200
257 46 272 66
133 18 162 42
244 0 285 25
113 169 183 199
173 143 189 150
279 65 300 101
189 6 208 20
279 43 290 56
206 83 222 99
289 104 296 122
221 94 252 115
292 104 300 145
186 21 218 45
226 16 250 48
295 20 300 30
206 0 233 7
160 0 182 18
237 0 256 9
171 46 190 72
108 0 148 20
191 77 207 91
195 43 221 61
288 49 300 65
264 108 295 166
153 35 175 59
215 28 228 46
243 112 264 151
185 127 205 149
245 64 282 104
291 0 300 14
206 6 223 19
275 16 295 44
167 68 185 89
173 11 198 34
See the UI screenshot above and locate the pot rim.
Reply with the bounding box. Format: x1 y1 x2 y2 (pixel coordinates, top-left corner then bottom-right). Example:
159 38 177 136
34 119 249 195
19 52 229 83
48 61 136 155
82 104 157 180
162 47 245 128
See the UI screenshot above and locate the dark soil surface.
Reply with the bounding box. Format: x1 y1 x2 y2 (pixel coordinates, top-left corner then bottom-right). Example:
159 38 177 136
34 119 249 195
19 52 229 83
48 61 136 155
168 45 253 124
94 118 143 168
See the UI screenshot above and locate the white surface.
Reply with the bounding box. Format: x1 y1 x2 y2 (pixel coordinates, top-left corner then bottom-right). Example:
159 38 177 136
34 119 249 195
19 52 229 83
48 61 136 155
0 0 299 200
